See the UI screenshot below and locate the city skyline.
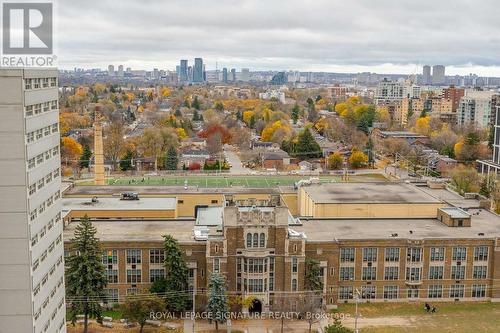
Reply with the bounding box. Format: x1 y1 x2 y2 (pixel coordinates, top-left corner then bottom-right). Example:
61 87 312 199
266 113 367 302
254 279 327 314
57 0 500 76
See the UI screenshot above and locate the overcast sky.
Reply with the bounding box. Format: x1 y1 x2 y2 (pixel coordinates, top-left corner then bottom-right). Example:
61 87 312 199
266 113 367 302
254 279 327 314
57 0 500 75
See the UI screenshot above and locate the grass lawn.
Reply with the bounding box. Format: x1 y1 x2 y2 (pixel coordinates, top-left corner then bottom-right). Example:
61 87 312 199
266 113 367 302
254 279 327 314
77 174 387 187
336 302 500 333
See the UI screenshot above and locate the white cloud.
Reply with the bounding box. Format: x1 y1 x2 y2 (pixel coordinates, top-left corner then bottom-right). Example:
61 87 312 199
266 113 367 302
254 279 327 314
56 0 500 75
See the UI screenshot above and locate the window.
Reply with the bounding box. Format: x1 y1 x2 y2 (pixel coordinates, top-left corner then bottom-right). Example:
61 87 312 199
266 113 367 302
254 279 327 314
363 248 377 262
449 285 464 298
430 247 445 261
384 266 399 280
428 285 443 298
361 286 376 299
149 249 164 264
126 249 141 264
428 266 444 280
105 289 119 303
51 123 58 133
106 269 118 284
213 258 220 273
259 233 265 247
407 247 422 262
150 269 165 282
339 267 355 281
252 233 258 247
473 266 487 279
339 286 353 300
28 157 36 169
248 278 264 293
29 184 36 196
25 105 33 117
384 247 399 262
50 77 57 87
126 288 139 295
292 257 298 273
27 132 34 143
51 100 58 110
246 233 252 248
102 249 117 265
291 278 297 291
472 284 487 298
474 246 488 261
126 269 141 283
384 286 398 299
362 267 376 281
25 78 32 90
451 265 466 280
340 248 355 262
406 267 421 282
452 247 467 261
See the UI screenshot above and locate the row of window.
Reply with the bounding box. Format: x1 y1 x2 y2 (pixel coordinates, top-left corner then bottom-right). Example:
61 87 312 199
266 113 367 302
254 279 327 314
340 246 488 263
40 296 65 333
33 256 63 298
25 100 58 117
29 188 61 222
28 145 59 170
31 212 62 248
338 284 488 300
104 267 193 284
33 257 64 325
338 265 488 281
102 249 167 265
28 167 60 197
32 234 62 273
246 232 266 248
26 123 59 144
24 77 57 90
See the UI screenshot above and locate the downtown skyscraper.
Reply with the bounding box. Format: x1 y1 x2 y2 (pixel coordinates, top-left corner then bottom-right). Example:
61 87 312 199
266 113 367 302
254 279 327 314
193 57 204 83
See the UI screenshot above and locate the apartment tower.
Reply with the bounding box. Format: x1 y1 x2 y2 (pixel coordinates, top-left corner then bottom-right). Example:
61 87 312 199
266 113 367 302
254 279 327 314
0 68 66 333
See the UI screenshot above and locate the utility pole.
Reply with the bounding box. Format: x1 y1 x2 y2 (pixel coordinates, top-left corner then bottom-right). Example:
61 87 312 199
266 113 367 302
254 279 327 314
354 288 361 333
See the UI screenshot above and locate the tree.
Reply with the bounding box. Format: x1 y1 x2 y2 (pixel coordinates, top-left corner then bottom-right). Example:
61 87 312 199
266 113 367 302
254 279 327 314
450 165 480 195
207 273 229 332
305 259 323 291
122 296 165 333
327 152 343 170
307 98 318 122
295 129 322 159
206 132 223 157
162 235 189 312
292 104 300 124
192 96 201 110
120 150 134 171
165 146 178 170
303 259 324 333
104 121 125 169
324 318 353 333
138 128 163 172
66 216 107 333
348 150 368 168
79 145 92 169
61 137 83 162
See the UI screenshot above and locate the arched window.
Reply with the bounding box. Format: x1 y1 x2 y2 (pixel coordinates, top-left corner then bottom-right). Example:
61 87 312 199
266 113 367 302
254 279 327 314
246 233 252 248
292 278 297 291
259 233 265 247
253 233 259 247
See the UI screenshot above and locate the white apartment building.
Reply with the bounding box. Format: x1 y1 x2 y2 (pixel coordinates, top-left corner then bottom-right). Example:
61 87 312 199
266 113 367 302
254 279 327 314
458 90 496 128
0 69 66 333
375 78 404 105
259 90 286 103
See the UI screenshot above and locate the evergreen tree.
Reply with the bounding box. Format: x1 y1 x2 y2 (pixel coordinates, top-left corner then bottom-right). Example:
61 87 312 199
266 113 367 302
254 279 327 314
192 109 200 121
207 273 229 331
192 96 201 110
305 259 323 291
120 150 133 171
164 146 178 170
295 129 322 159
66 216 107 333
79 145 92 169
292 104 300 124
175 109 182 117
307 98 318 122
162 235 189 312
249 115 256 129
214 101 224 112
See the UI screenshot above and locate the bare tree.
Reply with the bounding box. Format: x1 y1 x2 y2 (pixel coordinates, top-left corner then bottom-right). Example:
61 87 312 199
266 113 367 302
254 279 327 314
103 121 124 170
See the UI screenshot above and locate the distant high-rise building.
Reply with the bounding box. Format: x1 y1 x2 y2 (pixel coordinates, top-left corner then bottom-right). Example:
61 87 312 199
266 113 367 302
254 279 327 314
432 65 446 85
375 78 404 105
193 58 204 83
422 65 431 85
222 68 228 83
117 65 124 77
269 72 288 85
240 68 250 82
0 68 66 333
108 64 114 76
179 60 188 83
458 90 496 128
126 67 131 74
153 68 159 79
478 104 500 175
230 68 236 82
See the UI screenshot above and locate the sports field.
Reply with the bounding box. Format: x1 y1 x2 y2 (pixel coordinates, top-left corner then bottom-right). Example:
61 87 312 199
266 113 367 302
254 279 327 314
104 175 340 187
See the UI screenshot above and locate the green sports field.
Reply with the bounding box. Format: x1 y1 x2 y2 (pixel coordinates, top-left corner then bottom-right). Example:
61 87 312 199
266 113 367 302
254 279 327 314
76 173 387 187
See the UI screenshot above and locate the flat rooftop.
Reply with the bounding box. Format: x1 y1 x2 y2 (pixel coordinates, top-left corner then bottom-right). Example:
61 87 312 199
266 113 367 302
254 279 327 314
295 209 500 241
62 197 177 212
196 206 224 226
64 220 196 243
302 182 442 204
